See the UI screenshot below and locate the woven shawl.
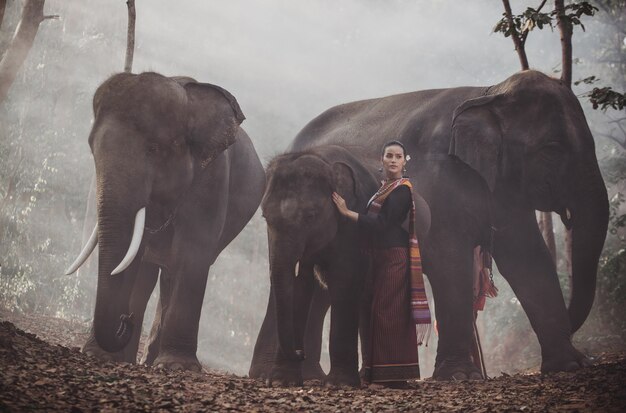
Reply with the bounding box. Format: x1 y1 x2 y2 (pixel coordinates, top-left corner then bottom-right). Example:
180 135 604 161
366 178 432 344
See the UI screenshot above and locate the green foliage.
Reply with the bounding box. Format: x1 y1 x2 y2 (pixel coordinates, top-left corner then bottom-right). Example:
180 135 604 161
608 191 626 236
582 249 626 342
0 1 111 318
586 87 626 110
559 1 599 31
493 2 597 40
574 75 600 85
493 7 552 40
602 155 626 186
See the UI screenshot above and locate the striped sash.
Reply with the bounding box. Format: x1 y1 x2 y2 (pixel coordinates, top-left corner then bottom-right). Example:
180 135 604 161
366 178 432 344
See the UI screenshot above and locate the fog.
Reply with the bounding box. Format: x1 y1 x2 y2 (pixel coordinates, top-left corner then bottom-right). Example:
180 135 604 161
0 0 622 377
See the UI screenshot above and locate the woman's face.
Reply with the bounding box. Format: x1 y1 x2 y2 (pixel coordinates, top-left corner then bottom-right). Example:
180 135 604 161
381 145 406 179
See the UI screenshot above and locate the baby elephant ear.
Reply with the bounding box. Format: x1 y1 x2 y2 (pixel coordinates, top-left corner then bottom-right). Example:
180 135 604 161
175 77 245 167
449 94 503 192
332 162 358 207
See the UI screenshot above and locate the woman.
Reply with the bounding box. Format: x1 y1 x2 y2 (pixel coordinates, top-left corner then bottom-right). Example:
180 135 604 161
332 140 431 388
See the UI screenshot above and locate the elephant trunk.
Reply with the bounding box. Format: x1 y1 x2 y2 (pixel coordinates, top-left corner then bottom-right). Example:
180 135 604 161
566 162 609 333
92 174 148 353
269 229 304 362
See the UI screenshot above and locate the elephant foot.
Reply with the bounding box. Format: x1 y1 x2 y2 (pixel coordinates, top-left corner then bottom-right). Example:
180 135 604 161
153 353 202 372
324 368 361 388
541 346 592 374
248 363 271 380
432 359 483 381
265 360 303 387
301 361 326 381
82 337 136 364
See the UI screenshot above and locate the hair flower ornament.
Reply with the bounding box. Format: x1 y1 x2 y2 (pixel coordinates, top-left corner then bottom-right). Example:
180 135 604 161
406 154 411 161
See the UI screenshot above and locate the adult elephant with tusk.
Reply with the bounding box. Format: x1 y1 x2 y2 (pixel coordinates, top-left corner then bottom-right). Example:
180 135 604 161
251 70 609 381
66 72 266 371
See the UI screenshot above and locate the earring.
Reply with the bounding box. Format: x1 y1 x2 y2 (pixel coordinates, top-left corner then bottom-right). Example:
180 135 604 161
378 167 383 172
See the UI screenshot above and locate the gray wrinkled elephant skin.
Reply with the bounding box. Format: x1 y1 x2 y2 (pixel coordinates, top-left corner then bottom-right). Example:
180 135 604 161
250 70 608 381
76 72 266 371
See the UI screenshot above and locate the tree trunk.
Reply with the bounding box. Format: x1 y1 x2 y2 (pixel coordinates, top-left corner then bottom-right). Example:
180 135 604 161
0 0 7 30
565 227 572 295
502 0 530 70
0 0 56 105
124 0 136 73
538 211 557 264
555 0 574 283
555 0 573 88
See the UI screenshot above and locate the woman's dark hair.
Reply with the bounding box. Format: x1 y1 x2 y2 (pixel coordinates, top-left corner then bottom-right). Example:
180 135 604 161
381 140 406 157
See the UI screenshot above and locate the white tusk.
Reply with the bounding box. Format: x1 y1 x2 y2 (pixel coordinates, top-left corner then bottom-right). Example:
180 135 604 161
111 208 146 275
65 224 98 275
566 208 572 220
295 261 300 277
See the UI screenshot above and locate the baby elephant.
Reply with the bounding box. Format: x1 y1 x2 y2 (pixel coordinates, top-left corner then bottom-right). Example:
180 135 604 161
251 144 379 386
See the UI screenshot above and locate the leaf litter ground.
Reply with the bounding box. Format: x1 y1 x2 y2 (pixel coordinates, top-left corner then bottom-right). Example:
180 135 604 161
1 311 625 412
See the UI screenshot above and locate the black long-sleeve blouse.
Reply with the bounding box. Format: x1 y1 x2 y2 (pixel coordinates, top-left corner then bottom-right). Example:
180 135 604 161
358 185 411 249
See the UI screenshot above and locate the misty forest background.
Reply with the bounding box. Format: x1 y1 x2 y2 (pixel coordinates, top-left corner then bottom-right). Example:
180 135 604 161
0 0 624 378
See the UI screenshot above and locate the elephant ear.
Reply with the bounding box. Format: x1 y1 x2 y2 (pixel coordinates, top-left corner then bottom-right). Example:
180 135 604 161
172 76 246 167
332 162 359 210
449 94 503 192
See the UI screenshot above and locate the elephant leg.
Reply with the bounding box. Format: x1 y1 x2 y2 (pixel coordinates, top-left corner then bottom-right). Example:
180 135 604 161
426 232 482 381
249 276 329 381
494 211 588 373
141 267 170 366
267 262 316 386
324 264 362 387
302 283 330 380
83 262 159 363
153 255 210 372
126 263 159 360
249 288 279 379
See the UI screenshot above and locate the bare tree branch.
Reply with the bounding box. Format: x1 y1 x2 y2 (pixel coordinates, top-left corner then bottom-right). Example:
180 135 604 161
555 0 573 88
538 211 557 264
608 117 626 124
610 116 626 139
0 0 56 105
502 0 530 70
0 0 6 30
597 132 626 149
124 0 135 73
536 0 549 15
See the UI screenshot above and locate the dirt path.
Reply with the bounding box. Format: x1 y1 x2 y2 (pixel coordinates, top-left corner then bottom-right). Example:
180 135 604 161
1 312 625 412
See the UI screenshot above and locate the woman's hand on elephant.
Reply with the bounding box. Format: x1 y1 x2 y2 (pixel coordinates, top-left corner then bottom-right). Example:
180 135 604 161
332 192 348 213
332 192 359 222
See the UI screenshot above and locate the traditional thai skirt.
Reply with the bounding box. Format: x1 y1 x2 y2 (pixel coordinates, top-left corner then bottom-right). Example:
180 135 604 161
362 247 420 382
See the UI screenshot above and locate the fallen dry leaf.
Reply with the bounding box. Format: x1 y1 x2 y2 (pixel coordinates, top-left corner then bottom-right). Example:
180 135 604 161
0 311 625 412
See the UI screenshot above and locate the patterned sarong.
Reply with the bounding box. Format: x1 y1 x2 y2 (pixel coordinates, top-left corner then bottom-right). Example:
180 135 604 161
366 178 432 344
362 248 420 382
